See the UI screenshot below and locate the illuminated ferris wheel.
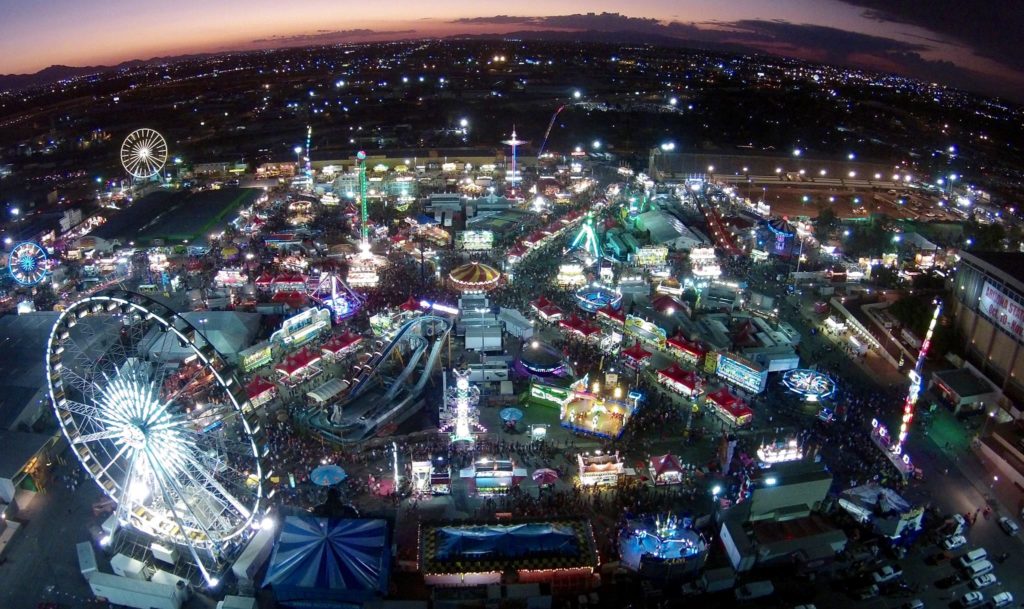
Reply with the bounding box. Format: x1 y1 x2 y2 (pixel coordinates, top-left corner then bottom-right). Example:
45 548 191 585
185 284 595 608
120 128 168 179
45 290 263 585
8 241 49 285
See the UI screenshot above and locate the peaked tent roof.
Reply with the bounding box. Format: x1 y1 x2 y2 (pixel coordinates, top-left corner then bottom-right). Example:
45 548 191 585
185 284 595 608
263 515 390 603
650 453 683 476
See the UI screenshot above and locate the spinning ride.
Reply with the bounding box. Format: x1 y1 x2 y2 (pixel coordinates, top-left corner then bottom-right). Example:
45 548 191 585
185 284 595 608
781 369 836 402
45 290 263 585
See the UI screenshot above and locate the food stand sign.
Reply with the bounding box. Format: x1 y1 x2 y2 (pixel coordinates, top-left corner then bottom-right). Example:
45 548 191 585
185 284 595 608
624 315 667 348
715 352 767 393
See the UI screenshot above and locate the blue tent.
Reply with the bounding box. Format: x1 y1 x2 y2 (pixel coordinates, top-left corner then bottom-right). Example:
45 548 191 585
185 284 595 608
263 515 390 606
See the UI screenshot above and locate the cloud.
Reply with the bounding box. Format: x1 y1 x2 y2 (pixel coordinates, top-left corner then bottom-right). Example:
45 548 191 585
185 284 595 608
252 29 416 45
841 1 1024 71
448 12 1023 99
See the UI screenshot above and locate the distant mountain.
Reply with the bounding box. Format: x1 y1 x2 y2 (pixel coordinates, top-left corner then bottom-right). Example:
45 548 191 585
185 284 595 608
0 54 213 93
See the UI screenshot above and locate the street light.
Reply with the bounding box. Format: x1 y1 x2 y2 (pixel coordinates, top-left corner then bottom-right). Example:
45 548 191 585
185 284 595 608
793 149 802 157
573 90 582 99
592 140 601 149
294 146 303 166
669 97 678 106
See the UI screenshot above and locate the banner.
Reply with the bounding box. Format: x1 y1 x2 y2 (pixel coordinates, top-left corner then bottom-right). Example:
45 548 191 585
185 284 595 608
980 281 1024 340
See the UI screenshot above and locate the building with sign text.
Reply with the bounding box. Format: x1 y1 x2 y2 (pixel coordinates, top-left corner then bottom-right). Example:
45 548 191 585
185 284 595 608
952 251 1024 408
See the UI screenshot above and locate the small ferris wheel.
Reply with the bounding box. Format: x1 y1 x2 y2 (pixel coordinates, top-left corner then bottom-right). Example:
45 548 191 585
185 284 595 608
121 128 168 179
8 241 49 285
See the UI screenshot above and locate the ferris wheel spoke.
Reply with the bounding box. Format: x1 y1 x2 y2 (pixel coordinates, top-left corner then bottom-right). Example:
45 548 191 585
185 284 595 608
144 451 217 571
179 453 251 519
56 397 101 419
94 443 132 480
146 452 223 543
72 428 126 445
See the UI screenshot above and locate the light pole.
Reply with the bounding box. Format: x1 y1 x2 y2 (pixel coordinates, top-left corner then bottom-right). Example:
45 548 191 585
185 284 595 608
294 146 302 170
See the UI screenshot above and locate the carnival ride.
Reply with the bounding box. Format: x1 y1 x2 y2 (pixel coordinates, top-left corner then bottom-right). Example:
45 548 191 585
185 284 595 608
306 271 362 321
121 128 168 179
8 240 49 285
45 290 263 586
501 127 527 195
305 315 453 442
781 369 837 402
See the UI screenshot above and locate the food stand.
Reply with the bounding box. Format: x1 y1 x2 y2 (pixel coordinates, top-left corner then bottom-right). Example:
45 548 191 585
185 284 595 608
706 387 753 427
649 454 684 486
245 376 277 410
577 451 625 487
656 364 701 398
621 342 652 370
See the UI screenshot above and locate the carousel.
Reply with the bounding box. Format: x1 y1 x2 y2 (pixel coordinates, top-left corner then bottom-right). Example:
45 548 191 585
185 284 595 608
449 261 501 293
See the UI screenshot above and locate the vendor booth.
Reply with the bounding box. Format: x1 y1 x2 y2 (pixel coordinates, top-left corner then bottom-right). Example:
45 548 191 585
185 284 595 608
706 387 753 427
577 451 625 487
649 454 684 486
656 364 701 398
245 377 277 410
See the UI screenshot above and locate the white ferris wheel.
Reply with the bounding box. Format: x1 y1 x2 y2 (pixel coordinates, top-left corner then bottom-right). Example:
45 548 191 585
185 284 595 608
45 290 264 585
120 128 168 179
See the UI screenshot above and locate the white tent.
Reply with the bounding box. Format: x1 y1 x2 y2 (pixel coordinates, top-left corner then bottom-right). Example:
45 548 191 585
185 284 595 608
307 378 349 405
141 311 260 363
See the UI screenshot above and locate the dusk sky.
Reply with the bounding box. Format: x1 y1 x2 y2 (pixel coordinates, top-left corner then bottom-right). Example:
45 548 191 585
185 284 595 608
2 0 1022 99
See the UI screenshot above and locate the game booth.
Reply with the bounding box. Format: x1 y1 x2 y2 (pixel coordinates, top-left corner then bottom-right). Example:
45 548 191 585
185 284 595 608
596 305 626 327
321 332 363 362
461 458 525 495
621 342 653 370
245 377 278 410
274 347 323 386
667 334 707 367
412 459 452 495
618 514 708 577
656 364 701 398
578 451 625 487
756 438 805 465
648 454 685 486
558 315 601 342
705 387 753 427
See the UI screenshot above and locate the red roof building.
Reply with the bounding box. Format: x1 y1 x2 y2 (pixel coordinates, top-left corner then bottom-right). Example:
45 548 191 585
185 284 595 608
667 334 707 364
246 377 277 400
648 453 684 485
274 348 322 378
621 342 652 368
657 364 701 396
596 305 625 326
322 332 363 357
559 315 600 339
706 387 753 426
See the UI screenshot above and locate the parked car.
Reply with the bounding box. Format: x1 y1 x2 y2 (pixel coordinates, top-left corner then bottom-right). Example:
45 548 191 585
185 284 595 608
997 517 1019 535
857 585 880 600
972 573 997 589
990 591 1014 607
872 565 903 584
960 591 985 608
943 535 967 550
903 601 924 609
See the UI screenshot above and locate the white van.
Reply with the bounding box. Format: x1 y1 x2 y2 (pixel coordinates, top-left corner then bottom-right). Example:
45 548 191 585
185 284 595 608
957 548 988 568
964 559 993 578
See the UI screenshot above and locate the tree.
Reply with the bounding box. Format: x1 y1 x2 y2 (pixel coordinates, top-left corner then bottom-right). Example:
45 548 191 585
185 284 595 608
815 207 838 241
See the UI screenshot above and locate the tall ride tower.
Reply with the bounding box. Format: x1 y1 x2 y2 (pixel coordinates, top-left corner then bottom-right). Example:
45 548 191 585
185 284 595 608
357 150 369 246
502 126 527 196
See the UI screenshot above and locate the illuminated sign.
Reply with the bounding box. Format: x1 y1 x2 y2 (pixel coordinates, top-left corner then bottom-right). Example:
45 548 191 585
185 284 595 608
634 246 668 267
715 352 767 393
455 230 494 251
980 281 1024 340
271 307 331 347
624 315 667 348
240 342 273 373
